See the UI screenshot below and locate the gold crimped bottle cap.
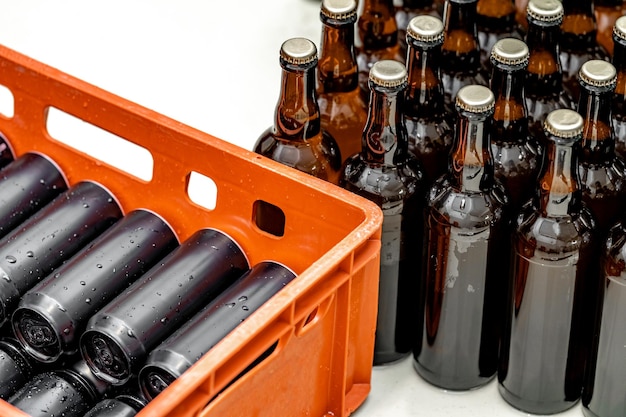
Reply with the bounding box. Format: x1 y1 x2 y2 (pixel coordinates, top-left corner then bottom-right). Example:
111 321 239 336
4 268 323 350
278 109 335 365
613 15 626 42
491 38 529 67
280 38 318 65
544 109 584 138
578 60 617 89
321 0 357 20
406 15 444 45
369 60 408 88
527 0 564 25
455 85 495 113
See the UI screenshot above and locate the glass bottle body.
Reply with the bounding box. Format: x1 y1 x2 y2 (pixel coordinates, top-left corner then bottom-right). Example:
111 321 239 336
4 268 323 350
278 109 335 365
594 0 625 55
612 33 626 161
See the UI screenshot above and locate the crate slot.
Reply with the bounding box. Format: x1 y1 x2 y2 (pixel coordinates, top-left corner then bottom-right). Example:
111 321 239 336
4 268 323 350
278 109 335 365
0 84 13 118
186 171 218 210
46 107 154 182
295 293 335 336
253 199 286 237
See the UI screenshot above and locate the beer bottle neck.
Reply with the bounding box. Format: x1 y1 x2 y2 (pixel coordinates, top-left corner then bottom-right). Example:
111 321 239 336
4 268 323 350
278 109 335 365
318 18 359 93
442 1 480 66
450 111 494 192
275 65 321 141
525 21 563 93
490 64 528 143
579 85 615 164
362 85 408 165
538 138 581 217
405 40 446 117
358 0 398 50
614 40 626 98
560 0 597 42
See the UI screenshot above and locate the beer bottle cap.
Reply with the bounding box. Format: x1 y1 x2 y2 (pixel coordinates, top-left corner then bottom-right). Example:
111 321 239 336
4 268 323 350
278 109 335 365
369 60 408 88
455 85 495 114
527 0 564 25
544 109 584 139
406 15 444 45
280 38 318 66
613 15 626 43
578 60 617 89
321 0 357 21
491 38 529 67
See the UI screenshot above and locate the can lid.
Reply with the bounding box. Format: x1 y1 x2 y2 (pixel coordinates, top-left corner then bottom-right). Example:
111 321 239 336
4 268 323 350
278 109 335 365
526 0 563 24
491 38 529 67
613 15 626 42
321 0 357 20
280 38 318 66
406 15 444 45
455 85 495 114
578 60 617 89
544 109 584 138
369 60 408 88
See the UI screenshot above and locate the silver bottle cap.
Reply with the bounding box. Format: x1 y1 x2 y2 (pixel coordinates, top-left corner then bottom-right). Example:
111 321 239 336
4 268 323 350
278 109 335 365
321 0 357 21
455 85 495 114
280 38 317 66
578 60 617 89
544 109 584 139
406 15 444 45
527 0 564 25
491 38 529 67
613 15 626 42
369 60 408 88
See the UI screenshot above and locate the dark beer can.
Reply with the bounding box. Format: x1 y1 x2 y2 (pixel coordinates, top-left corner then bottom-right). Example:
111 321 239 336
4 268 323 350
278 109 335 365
0 337 35 399
9 359 110 417
80 228 250 385
139 261 296 400
0 153 67 240
12 209 179 363
83 397 144 417
0 181 122 327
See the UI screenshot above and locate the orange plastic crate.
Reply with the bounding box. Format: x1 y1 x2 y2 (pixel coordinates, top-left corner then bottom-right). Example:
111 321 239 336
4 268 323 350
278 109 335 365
0 44 383 417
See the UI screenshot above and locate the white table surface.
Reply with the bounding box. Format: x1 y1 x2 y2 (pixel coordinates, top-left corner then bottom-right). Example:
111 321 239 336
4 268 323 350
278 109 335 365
0 1 585 416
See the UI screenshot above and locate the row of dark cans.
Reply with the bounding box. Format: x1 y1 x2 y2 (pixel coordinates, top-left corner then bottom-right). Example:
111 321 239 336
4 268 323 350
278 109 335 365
0 145 297 416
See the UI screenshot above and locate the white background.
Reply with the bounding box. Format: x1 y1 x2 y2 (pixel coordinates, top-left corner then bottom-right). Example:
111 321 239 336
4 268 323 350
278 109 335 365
0 1 583 416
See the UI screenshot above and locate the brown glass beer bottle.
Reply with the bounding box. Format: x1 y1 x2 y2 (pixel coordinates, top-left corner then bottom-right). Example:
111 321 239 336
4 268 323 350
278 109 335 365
414 85 509 390
489 38 541 213
403 15 454 185
340 60 424 365
559 0 610 101
439 0 490 105
594 0 625 55
524 0 576 146
498 109 596 414
476 0 525 71
317 0 368 163
395 0 441 56
356 0 405 104
254 38 342 184
612 16 626 161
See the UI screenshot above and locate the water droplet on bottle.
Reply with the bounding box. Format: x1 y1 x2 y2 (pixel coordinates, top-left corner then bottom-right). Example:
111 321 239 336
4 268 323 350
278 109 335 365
25 251 34 258
238 296 248 302
83 203 90 208
5 255 16 264
160 317 167 324
242 306 249 311
225 303 236 308
127 329 135 338
2 274 10 282
80 281 86 286
85 298 91 304
96 263 103 269
63 328 70 335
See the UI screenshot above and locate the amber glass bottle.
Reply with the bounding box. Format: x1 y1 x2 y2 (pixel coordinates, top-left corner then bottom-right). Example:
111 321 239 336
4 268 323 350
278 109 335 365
524 0 575 146
489 38 541 213
498 109 596 414
582 221 626 417
395 0 440 56
356 0 405 104
612 16 626 161
340 60 424 365
254 38 342 184
595 0 625 55
317 0 368 163
414 85 509 390
403 15 454 186
476 0 525 71
439 0 490 105
515 0 530 31
559 0 610 101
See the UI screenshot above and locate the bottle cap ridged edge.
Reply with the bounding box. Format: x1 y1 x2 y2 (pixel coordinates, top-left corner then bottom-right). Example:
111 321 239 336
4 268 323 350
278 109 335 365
526 0 564 24
544 109 584 138
369 60 408 88
491 38 529 67
280 38 317 65
455 85 495 114
321 0 357 21
406 15 444 45
614 15 626 42
578 60 617 89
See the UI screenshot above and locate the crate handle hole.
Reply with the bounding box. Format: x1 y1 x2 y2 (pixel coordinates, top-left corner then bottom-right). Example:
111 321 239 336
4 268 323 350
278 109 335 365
0 84 14 118
295 294 335 336
187 171 218 210
253 200 285 237
46 107 154 181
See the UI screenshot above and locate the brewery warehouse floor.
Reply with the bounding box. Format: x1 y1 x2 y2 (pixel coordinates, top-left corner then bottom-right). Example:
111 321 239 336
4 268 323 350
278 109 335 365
0 1 588 416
